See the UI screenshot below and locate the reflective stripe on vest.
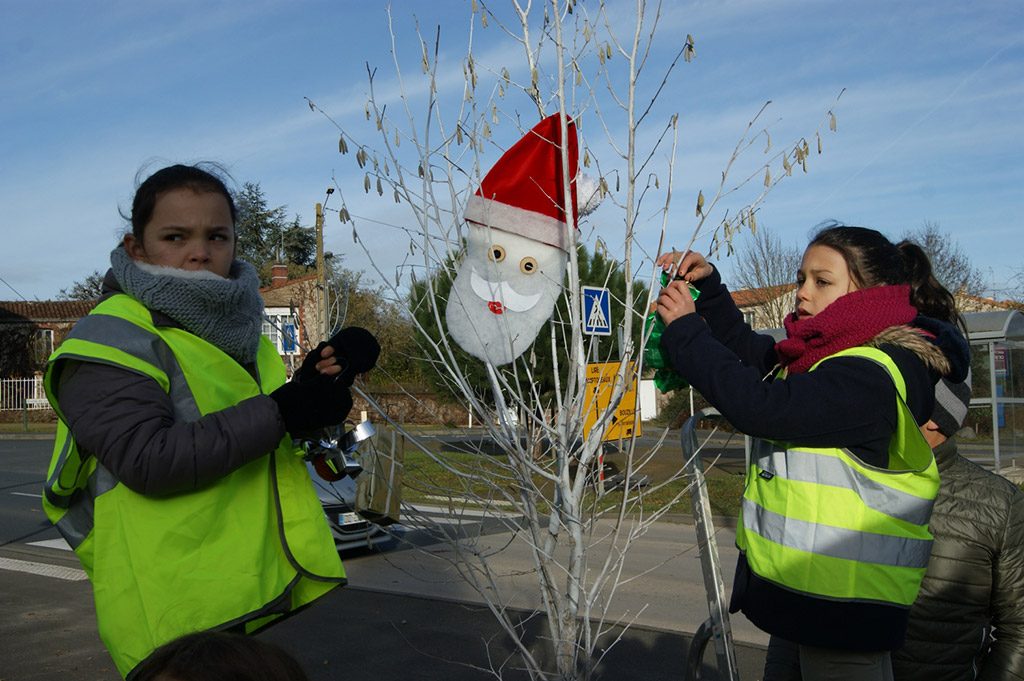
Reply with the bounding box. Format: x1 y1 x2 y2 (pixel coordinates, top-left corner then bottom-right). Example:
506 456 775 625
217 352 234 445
755 446 934 527
735 345 939 607
59 312 201 421
741 498 933 569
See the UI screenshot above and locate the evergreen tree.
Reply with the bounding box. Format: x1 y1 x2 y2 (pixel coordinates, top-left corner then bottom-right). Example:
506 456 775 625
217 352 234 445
233 182 315 282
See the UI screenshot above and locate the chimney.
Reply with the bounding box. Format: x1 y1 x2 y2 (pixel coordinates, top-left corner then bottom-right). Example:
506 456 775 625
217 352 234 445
271 263 288 288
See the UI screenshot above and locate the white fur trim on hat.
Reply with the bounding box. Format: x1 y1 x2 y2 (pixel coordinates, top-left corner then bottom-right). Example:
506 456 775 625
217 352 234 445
464 195 569 252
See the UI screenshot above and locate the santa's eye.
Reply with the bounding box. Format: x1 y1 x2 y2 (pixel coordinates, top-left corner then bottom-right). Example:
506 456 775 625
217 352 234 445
488 245 506 263
519 257 538 274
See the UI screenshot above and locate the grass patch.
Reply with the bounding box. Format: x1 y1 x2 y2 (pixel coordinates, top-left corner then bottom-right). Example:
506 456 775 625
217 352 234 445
399 445 746 519
0 422 57 434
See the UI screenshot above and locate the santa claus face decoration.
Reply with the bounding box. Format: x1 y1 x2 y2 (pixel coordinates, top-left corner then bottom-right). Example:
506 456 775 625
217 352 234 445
444 113 582 366
446 224 567 366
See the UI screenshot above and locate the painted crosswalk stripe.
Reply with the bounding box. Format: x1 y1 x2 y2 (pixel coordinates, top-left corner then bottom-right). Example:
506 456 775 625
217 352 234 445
0 557 86 581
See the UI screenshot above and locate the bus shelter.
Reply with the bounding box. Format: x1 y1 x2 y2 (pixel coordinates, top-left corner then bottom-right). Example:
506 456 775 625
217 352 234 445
964 310 1024 472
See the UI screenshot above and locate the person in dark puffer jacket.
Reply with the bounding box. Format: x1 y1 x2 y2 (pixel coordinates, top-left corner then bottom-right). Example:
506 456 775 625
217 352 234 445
894 374 1024 680
764 374 1024 681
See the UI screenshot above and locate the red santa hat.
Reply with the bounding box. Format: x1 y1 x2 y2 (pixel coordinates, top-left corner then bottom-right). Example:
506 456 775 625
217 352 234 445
464 113 579 253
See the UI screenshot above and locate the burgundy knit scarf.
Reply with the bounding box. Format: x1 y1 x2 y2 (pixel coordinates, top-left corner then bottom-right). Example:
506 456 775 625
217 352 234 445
774 285 917 374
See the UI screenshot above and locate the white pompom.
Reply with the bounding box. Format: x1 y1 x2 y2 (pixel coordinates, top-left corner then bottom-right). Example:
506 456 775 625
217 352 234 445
576 173 603 216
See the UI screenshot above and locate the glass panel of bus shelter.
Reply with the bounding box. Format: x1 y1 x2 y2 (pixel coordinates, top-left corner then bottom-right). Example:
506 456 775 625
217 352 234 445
997 403 1024 464
970 342 992 399
1006 340 1023 400
999 342 1024 464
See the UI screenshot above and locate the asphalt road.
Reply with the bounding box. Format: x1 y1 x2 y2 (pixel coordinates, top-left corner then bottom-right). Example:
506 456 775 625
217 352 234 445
0 437 769 680
2 431 1020 680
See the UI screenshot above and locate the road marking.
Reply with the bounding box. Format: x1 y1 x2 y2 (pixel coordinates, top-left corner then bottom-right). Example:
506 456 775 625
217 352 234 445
0 557 86 581
27 538 70 551
413 501 520 519
11 492 41 498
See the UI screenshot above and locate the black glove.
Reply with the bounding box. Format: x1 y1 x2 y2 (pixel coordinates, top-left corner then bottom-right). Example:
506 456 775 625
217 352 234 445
294 328 380 386
294 341 330 383
269 376 353 434
329 326 380 386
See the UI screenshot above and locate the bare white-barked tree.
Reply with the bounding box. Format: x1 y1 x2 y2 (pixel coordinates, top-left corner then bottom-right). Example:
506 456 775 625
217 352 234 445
309 2 840 679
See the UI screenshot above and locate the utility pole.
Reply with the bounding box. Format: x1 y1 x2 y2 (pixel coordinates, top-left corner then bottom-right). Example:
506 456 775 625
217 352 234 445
315 201 326 343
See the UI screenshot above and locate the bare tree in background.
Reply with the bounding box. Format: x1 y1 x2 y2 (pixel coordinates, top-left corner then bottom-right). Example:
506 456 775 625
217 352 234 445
901 221 984 297
729 227 801 329
58 270 105 301
308 3 841 678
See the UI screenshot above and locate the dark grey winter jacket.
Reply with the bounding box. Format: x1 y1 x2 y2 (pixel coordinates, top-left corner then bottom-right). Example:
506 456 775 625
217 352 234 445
52 272 288 496
892 439 1024 681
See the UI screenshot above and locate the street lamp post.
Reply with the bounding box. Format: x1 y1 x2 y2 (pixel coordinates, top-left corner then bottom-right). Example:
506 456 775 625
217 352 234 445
315 201 325 343
315 187 335 343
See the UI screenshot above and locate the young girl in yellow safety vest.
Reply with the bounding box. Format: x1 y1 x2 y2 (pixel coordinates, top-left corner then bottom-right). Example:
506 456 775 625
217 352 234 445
656 224 969 681
43 164 379 678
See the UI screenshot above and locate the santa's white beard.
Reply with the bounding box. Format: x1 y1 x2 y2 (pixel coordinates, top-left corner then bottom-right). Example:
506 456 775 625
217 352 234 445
446 226 567 366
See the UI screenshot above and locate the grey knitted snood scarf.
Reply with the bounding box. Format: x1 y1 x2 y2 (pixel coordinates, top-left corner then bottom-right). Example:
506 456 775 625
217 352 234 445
110 246 264 364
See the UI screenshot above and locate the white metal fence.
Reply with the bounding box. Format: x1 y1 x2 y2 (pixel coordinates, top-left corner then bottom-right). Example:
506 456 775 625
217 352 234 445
0 377 50 411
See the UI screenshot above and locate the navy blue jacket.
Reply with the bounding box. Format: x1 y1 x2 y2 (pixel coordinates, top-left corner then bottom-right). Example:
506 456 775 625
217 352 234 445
660 266 970 651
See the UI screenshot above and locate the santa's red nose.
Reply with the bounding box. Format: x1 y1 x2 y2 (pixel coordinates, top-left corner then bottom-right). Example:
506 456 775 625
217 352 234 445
488 301 504 315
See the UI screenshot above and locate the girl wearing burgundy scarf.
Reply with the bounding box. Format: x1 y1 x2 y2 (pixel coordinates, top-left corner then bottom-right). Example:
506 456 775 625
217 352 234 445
656 225 970 681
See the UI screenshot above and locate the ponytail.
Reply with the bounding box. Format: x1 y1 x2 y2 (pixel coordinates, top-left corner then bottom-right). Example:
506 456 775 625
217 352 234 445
897 240 964 331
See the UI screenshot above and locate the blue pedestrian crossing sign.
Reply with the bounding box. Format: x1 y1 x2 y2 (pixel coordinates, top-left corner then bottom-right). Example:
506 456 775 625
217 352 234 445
582 286 612 336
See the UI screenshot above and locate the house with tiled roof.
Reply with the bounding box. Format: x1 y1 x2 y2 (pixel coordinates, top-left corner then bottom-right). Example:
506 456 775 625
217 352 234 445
0 299 99 377
259 264 321 375
0 264 325 380
729 283 797 330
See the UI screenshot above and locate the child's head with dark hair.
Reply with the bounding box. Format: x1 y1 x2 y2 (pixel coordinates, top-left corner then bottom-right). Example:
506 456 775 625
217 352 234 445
132 632 309 681
807 223 960 326
127 163 237 241
121 163 238 278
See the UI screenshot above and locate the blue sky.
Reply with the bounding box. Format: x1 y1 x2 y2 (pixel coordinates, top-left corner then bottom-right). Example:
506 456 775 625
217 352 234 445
1 0 1022 302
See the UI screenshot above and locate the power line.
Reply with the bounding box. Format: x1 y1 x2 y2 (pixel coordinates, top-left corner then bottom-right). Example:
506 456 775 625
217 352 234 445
0 275 29 301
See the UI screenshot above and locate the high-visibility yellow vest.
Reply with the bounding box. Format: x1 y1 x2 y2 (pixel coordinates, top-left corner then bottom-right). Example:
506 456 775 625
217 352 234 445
735 346 940 607
41 294 345 678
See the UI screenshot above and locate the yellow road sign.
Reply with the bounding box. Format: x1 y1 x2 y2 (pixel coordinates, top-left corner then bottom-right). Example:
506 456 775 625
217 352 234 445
582 361 641 442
